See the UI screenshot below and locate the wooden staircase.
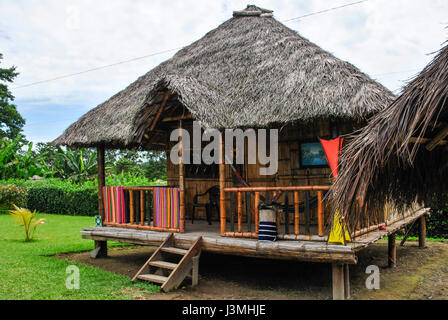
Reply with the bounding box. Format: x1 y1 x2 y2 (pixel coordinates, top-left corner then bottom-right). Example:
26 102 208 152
132 234 202 292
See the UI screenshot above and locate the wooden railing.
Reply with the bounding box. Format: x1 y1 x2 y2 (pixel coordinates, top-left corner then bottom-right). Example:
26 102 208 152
221 186 331 240
103 186 184 233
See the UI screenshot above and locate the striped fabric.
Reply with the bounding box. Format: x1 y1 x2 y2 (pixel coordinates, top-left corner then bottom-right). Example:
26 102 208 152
153 187 180 229
103 186 126 224
258 222 277 241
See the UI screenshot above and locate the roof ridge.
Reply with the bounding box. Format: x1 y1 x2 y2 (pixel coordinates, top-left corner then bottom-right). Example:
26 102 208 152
233 4 273 17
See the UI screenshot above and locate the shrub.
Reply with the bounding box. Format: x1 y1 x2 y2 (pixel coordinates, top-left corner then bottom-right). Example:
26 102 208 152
9 205 46 241
0 184 28 213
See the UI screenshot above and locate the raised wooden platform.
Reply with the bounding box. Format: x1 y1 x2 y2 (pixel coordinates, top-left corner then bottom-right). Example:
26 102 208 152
81 207 429 265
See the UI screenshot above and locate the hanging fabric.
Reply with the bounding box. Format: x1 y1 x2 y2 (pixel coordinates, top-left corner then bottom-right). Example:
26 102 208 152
319 137 351 244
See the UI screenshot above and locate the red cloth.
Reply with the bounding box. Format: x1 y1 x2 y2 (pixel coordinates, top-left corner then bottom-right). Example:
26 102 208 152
319 137 343 179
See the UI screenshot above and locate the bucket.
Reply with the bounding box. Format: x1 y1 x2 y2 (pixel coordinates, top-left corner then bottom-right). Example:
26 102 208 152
258 204 277 241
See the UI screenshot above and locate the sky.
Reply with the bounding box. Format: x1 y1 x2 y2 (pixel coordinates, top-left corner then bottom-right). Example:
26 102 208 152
0 0 447 144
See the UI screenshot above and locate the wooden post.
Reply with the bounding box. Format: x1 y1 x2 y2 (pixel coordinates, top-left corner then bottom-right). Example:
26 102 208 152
388 233 396 268
284 192 289 234
97 145 106 221
419 215 426 248
94 145 107 258
237 192 242 233
192 256 200 287
219 132 226 235
332 263 345 300
179 120 185 233
317 191 324 237
254 192 260 234
140 190 145 226
294 191 299 235
344 264 350 299
129 190 134 224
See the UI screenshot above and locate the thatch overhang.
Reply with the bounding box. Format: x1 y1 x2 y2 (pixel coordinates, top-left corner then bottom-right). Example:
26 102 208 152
331 42 448 228
53 5 394 150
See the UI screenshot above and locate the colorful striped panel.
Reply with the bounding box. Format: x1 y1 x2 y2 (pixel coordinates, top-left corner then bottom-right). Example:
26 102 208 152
103 186 125 224
153 187 180 229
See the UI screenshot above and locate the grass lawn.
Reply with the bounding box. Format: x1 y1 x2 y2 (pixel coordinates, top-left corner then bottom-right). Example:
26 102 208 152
0 213 159 300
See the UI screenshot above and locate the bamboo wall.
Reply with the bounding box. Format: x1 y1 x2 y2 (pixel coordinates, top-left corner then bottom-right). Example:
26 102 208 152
167 119 358 223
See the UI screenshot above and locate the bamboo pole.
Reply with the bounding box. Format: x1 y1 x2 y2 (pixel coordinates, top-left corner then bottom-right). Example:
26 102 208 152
129 190 134 224
224 186 330 192
219 132 226 235
317 191 324 237
237 192 242 233
179 120 185 233
294 191 299 235
140 190 145 226
254 192 260 234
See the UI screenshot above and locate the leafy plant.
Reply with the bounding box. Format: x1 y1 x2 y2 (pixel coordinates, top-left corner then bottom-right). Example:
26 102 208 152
9 204 46 241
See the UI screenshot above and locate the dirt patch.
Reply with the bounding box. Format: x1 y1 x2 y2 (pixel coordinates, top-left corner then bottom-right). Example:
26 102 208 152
56 241 448 300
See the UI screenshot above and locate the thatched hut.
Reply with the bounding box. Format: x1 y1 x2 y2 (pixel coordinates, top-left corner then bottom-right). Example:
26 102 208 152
53 5 405 299
331 42 448 233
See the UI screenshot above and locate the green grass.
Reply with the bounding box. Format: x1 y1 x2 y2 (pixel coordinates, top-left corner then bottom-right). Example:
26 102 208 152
0 213 159 300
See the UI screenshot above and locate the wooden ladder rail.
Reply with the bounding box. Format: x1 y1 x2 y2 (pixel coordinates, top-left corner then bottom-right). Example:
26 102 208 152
161 236 202 292
131 233 174 282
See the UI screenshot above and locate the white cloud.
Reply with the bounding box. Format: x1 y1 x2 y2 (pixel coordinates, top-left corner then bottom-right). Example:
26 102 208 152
0 0 447 142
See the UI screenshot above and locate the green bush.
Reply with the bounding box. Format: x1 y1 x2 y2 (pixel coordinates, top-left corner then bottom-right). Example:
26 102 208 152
0 184 28 213
0 174 166 216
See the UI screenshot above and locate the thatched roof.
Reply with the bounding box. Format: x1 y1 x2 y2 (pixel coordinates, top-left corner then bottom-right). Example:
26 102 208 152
53 5 394 148
331 42 448 228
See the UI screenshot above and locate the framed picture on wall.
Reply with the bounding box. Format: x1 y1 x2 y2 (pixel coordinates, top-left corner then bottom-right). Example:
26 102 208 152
299 142 328 167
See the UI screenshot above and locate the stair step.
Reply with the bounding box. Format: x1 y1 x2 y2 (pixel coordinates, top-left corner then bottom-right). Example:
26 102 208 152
137 274 168 284
149 260 178 270
161 247 188 255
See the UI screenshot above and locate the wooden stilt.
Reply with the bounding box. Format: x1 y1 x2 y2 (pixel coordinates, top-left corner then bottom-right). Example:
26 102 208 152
91 240 107 259
388 233 396 268
419 215 426 248
344 264 350 299
192 256 200 287
332 263 345 300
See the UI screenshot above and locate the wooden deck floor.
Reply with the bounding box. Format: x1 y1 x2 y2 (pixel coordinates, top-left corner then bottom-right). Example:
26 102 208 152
81 207 429 265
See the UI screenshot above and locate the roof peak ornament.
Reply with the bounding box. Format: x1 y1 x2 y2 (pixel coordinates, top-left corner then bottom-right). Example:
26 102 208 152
233 5 273 18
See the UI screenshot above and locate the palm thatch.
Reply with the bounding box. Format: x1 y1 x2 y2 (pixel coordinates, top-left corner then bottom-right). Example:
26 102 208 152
331 42 448 230
53 5 394 149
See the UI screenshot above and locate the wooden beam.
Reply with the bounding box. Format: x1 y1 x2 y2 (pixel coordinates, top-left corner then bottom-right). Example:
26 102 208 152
419 215 426 248
140 190 145 226
426 124 448 151
149 91 171 132
130 190 134 224
162 114 193 122
97 145 106 221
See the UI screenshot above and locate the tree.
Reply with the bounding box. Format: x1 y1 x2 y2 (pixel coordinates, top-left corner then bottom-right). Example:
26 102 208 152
0 53 25 140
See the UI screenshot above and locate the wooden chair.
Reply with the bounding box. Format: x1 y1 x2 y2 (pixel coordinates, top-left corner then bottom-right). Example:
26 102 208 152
191 185 220 225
